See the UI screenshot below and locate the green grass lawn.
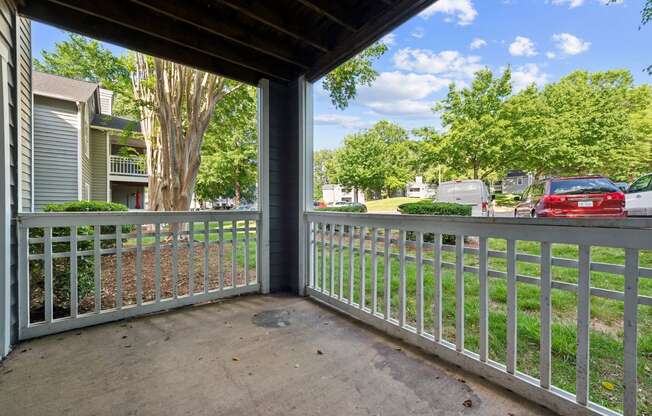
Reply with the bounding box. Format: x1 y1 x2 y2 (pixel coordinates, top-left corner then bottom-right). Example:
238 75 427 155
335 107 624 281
312 232 652 414
494 193 521 207
366 197 427 213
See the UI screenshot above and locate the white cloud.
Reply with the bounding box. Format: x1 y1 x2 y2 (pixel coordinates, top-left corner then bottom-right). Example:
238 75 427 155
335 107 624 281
511 64 550 91
552 33 591 55
550 0 585 8
411 27 425 39
381 33 396 47
546 51 557 59
314 114 366 129
469 38 487 50
419 0 478 26
364 99 434 118
392 48 483 79
508 36 537 56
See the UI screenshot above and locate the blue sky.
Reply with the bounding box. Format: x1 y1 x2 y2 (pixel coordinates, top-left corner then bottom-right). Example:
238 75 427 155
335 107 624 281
32 1 650 150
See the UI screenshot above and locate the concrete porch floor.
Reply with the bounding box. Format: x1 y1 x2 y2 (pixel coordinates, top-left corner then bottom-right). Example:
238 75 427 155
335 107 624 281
0 295 554 416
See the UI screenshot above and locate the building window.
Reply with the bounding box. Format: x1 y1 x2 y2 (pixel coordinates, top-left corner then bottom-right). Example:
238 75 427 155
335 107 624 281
517 177 523 185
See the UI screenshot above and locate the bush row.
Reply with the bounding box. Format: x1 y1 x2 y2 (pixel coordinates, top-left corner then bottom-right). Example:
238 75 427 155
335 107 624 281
316 203 367 213
397 200 472 216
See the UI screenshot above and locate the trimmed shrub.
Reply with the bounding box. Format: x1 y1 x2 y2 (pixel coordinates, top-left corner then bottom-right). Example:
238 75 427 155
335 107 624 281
398 200 471 216
398 200 471 245
316 203 367 213
30 201 130 315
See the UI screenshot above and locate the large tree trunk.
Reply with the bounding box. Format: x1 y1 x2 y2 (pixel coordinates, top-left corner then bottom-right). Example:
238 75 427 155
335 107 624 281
131 54 227 212
234 179 241 208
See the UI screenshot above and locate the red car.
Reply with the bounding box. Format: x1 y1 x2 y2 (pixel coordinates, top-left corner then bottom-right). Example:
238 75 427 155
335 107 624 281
514 176 625 218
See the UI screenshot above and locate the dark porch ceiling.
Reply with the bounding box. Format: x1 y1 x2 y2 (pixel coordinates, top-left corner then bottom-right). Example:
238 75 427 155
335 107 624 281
18 0 437 85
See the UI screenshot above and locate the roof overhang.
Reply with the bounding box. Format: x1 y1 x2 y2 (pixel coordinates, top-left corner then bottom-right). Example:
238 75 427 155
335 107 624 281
17 0 436 85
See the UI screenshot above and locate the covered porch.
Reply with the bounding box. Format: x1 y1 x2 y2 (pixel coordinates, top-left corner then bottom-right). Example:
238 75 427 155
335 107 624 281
0 1 650 416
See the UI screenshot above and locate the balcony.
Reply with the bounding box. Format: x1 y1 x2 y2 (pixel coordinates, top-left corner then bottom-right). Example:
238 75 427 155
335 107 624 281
110 155 148 181
3 210 651 416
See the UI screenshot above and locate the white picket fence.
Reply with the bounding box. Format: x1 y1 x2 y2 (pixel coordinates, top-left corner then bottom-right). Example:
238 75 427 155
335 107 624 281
18 211 262 339
305 212 652 416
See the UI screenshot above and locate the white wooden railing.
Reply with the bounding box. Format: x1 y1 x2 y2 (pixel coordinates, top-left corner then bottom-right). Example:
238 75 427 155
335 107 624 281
305 212 652 416
110 155 147 176
18 211 262 339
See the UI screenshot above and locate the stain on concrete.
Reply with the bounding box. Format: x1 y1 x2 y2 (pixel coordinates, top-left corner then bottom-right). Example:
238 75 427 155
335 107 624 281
252 309 292 328
372 341 483 412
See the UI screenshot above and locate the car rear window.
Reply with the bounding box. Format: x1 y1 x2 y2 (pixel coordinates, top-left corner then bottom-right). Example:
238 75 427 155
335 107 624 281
550 178 619 195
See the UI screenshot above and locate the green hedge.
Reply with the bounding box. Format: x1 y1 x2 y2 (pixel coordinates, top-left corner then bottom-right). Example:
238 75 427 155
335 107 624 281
316 203 367 213
398 200 471 245
30 201 130 314
398 200 472 216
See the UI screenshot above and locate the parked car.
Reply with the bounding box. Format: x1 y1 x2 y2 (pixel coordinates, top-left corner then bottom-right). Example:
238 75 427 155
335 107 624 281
435 179 494 217
625 173 652 217
514 176 625 218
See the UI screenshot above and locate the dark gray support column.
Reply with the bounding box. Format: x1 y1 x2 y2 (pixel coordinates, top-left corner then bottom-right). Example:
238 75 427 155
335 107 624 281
267 79 300 293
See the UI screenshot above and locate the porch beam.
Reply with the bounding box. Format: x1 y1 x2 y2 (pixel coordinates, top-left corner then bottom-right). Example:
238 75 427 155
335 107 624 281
18 1 263 85
130 0 317 69
216 0 332 53
295 0 360 32
37 0 300 81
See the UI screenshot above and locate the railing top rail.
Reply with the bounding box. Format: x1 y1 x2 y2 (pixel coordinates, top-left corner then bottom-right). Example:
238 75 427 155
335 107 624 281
18 210 261 227
305 212 652 249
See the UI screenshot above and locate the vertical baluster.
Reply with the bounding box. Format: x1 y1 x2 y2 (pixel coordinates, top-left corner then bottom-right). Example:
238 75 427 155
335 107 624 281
348 225 354 304
338 225 344 299
398 230 406 327
455 234 464 352
384 228 391 320
540 241 552 388
219 221 224 291
231 220 237 288
44 227 52 322
506 239 517 374
415 231 424 335
244 220 250 286
115 226 123 309
479 236 488 362
359 226 366 309
203 221 209 293
188 221 194 295
329 223 334 296
623 248 639 416
371 228 378 314
154 223 161 302
172 224 179 299
321 223 326 291
310 222 318 289
70 226 78 318
94 225 101 313
433 234 443 342
576 245 591 405
136 225 143 305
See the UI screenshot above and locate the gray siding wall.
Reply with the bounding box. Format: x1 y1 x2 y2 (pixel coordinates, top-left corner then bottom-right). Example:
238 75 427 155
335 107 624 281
16 16 29 211
268 80 299 293
34 95 79 210
90 129 107 201
0 0 18 347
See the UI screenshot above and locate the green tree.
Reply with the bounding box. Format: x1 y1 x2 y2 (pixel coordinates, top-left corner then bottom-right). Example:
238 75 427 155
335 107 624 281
322 42 387 110
333 132 387 202
34 33 136 118
195 86 258 207
313 149 336 201
434 68 513 179
366 121 413 197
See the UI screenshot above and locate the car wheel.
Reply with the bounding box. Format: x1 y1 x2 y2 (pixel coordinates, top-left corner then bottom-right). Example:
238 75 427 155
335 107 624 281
513 209 518 218
531 210 537 218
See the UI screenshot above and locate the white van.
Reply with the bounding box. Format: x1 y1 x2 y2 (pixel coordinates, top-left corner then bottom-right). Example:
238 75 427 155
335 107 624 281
625 173 652 217
435 180 494 217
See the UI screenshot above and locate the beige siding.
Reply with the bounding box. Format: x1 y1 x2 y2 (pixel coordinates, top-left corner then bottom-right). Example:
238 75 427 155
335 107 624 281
90 129 108 201
16 16 29 211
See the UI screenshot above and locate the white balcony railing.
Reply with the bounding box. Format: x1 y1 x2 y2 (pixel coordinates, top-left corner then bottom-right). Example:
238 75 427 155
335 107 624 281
305 212 652 416
18 210 263 339
110 155 147 176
